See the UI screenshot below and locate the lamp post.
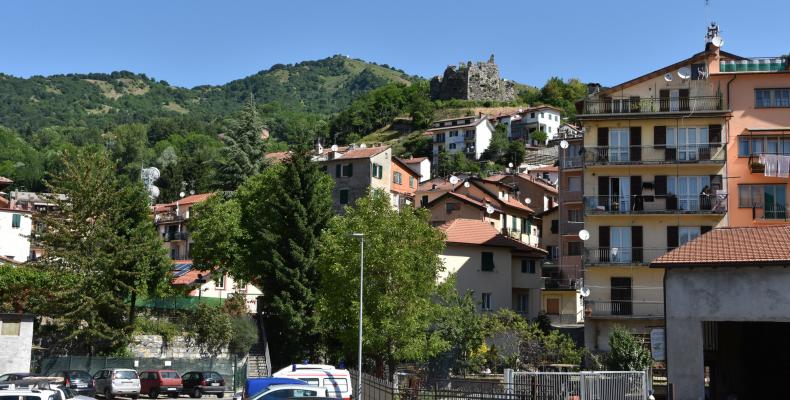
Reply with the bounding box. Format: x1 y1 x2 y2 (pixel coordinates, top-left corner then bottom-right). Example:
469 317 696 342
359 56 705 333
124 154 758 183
351 232 365 400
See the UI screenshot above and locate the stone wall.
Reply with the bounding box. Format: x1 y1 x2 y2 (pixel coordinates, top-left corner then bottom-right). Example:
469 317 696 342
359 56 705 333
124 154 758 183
129 334 232 359
429 56 516 102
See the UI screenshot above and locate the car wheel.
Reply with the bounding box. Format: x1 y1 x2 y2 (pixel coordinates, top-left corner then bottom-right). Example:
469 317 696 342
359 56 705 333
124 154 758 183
168 393 179 398
216 393 224 399
149 389 160 399
105 389 114 400
191 388 201 399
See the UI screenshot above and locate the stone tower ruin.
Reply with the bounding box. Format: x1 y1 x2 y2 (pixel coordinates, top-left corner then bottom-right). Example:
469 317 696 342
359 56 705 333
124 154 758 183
429 55 516 101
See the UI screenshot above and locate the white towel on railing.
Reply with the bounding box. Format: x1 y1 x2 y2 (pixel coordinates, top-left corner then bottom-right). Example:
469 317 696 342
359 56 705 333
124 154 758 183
760 154 790 178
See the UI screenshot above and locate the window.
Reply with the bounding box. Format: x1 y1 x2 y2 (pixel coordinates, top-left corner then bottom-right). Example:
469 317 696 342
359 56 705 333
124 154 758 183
339 189 350 205
481 252 495 271
679 227 701 246
550 219 559 234
371 163 382 179
668 176 711 211
170 247 179 260
521 259 536 274
0 319 21 336
421 195 429 206
449 143 457 150
547 126 552 133
568 176 581 192
610 227 632 263
517 294 529 313
568 209 583 222
11 214 21 228
540 112 544 118
409 176 415 188
530 112 535 118
739 184 787 219
445 202 460 214
338 163 353 177
449 131 458 137
667 127 709 160
567 241 582 256
608 128 630 162
755 88 790 108
214 273 225 289
738 136 790 157
481 293 492 311
393 171 402 184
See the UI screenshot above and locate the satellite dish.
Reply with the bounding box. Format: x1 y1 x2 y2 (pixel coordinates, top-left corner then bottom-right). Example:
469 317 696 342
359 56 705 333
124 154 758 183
463 182 471 188
580 287 591 298
560 140 569 149
508 162 514 168
179 191 186 198
189 190 195 195
360 143 367 149
677 67 691 80
711 35 724 48
148 167 161 181
663 73 674 82
148 186 160 199
485 204 495 215
524 197 532 205
331 144 338 152
578 229 590 241
449 175 460 185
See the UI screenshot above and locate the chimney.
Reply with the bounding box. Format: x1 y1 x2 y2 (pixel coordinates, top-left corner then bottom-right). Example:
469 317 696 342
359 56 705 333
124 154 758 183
587 83 601 95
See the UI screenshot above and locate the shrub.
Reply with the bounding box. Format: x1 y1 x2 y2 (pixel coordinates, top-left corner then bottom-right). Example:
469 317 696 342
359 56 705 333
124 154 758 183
607 326 652 371
228 317 258 356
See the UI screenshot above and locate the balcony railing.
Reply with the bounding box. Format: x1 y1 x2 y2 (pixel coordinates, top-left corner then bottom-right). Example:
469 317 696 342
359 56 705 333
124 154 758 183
585 300 664 318
156 212 186 223
580 96 724 116
584 194 727 214
561 157 583 169
434 137 446 143
546 312 584 325
585 247 669 265
749 205 790 221
164 231 188 242
560 190 582 203
584 144 724 165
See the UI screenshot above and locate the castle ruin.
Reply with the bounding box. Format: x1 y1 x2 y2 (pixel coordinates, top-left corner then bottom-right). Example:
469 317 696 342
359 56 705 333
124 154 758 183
429 55 516 102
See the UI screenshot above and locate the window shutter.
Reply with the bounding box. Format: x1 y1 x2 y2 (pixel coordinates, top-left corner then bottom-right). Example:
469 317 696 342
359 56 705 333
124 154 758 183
709 124 722 144
348 163 354 177
667 226 679 249
599 226 610 247
659 90 670 112
551 219 559 234
679 89 690 111
630 176 643 211
632 226 644 263
598 176 609 210
11 214 21 228
655 175 667 195
335 164 341 178
701 225 712 234
654 126 666 148
482 252 495 271
710 175 723 191
597 127 609 146
630 126 642 161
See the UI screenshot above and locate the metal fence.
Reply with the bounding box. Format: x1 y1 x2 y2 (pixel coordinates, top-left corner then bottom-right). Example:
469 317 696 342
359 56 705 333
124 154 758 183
513 371 649 400
36 356 245 392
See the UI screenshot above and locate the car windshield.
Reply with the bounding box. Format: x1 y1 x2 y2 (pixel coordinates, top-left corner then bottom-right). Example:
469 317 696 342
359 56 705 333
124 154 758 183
114 371 138 380
66 372 91 381
160 372 179 379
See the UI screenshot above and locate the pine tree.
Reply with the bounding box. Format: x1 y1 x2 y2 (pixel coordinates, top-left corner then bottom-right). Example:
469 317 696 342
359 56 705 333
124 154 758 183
217 96 266 190
35 150 171 354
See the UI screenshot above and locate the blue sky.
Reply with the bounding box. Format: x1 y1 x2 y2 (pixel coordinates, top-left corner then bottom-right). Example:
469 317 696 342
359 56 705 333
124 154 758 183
1 0 788 88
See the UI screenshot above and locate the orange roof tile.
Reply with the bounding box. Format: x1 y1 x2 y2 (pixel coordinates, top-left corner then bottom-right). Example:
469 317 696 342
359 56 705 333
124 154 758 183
438 218 546 256
530 165 559 173
399 157 428 164
326 146 389 160
651 225 790 268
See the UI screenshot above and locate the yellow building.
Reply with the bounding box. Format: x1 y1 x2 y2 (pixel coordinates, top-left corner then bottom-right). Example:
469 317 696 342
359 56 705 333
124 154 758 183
577 41 732 350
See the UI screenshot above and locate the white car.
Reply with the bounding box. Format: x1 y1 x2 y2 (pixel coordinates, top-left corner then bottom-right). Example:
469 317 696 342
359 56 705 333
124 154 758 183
247 384 327 400
0 387 61 400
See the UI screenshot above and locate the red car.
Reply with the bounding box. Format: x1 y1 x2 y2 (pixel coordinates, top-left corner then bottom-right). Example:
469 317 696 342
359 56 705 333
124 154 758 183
139 370 183 398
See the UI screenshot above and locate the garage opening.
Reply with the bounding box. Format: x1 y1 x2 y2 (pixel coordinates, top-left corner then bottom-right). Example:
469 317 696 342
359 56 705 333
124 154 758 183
704 321 790 400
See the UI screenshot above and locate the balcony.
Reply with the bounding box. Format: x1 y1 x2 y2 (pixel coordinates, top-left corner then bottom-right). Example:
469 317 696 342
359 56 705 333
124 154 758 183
579 96 724 117
585 247 669 266
584 144 725 166
465 146 476 154
584 194 727 215
749 205 789 221
434 137 446 143
546 312 584 325
156 211 186 223
164 231 188 242
584 300 664 318
561 156 583 169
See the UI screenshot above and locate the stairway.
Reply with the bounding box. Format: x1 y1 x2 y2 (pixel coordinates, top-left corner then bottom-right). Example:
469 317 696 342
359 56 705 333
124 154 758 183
247 343 271 378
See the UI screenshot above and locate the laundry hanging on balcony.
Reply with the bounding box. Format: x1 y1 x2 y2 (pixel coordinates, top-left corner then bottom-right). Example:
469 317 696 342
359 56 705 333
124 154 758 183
759 154 790 178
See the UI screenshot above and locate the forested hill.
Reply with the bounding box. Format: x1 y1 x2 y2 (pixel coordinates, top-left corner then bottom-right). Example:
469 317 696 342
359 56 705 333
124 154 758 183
0 55 417 132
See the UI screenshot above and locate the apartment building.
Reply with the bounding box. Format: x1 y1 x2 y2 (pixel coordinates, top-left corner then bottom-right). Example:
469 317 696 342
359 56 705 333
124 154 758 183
438 218 546 317
319 145 392 212
576 30 733 350
486 173 559 212
508 106 563 145
427 115 495 167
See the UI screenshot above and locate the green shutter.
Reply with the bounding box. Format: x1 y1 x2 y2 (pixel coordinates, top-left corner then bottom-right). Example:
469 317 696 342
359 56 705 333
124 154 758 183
335 164 341 178
339 190 349 205
11 214 21 228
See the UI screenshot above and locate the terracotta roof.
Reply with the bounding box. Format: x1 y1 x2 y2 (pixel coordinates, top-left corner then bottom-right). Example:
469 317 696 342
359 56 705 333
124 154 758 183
326 146 389 160
489 173 558 195
439 218 546 256
427 191 498 212
651 225 790 268
418 177 458 192
392 157 421 177
154 193 213 211
170 260 214 285
0 176 12 184
265 151 291 162
399 157 428 164
530 165 558 173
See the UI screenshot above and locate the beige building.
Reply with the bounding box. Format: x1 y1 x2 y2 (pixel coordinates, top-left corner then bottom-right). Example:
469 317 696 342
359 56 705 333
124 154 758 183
577 39 730 351
438 218 546 317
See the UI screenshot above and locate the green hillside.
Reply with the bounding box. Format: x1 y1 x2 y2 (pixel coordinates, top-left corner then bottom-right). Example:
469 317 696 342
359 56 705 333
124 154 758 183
0 55 417 132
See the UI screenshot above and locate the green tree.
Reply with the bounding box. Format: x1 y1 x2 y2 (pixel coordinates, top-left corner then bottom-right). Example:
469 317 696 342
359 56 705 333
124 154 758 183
0 264 73 314
482 124 509 162
34 149 171 354
607 326 652 371
108 123 152 182
216 96 267 190
191 145 334 365
530 130 548 145
317 189 446 377
428 278 486 377
187 303 233 357
504 141 526 167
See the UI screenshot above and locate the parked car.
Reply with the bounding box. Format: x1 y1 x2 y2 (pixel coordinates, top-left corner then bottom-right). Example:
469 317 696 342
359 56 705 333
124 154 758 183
272 365 351 400
243 378 307 398
180 371 224 398
139 370 182 399
247 385 326 400
0 386 60 400
49 370 95 396
92 369 140 400
0 373 35 383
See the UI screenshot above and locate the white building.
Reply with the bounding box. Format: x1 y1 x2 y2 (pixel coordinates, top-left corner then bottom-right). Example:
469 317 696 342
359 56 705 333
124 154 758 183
398 156 431 183
0 313 34 375
0 209 32 263
508 106 563 145
427 115 495 167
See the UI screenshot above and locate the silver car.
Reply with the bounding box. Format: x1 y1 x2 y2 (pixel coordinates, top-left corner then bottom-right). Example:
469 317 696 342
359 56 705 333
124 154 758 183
92 369 140 400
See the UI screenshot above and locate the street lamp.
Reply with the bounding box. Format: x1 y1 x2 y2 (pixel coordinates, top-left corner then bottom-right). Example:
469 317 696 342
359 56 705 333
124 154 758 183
350 232 365 400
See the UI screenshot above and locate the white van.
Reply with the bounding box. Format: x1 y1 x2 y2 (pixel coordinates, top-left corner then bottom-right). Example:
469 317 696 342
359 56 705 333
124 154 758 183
272 365 351 400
